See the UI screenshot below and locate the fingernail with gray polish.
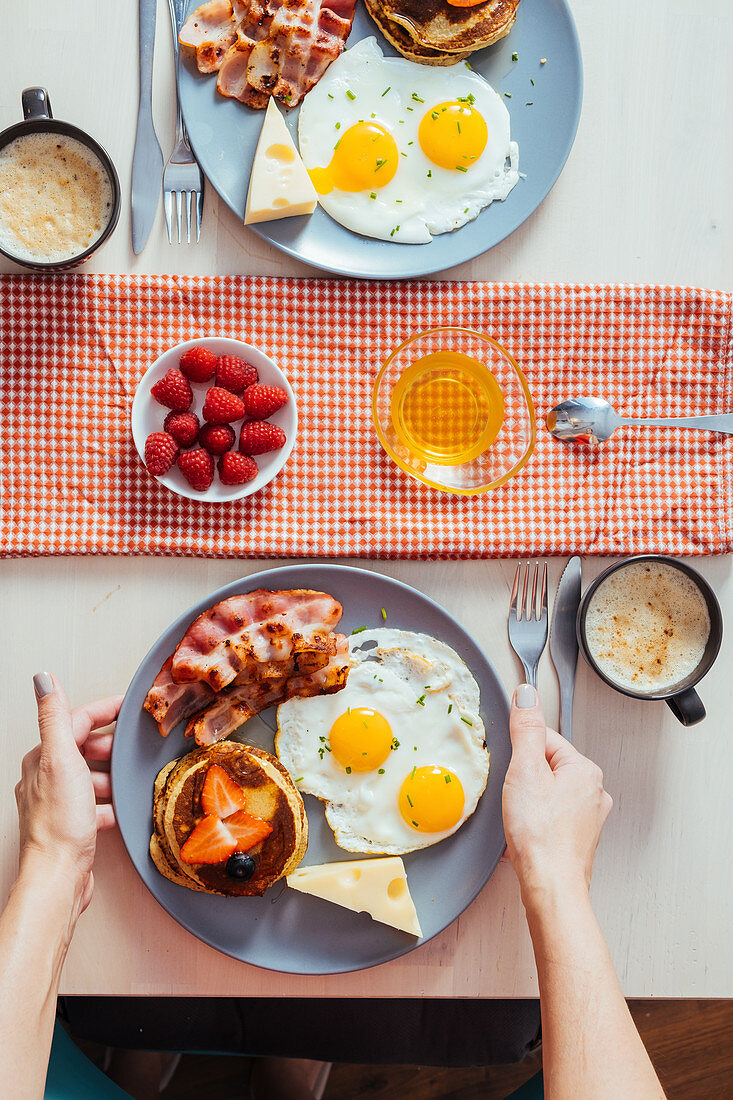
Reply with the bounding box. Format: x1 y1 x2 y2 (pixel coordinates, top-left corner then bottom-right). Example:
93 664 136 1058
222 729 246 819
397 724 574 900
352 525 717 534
516 683 537 708
33 672 53 699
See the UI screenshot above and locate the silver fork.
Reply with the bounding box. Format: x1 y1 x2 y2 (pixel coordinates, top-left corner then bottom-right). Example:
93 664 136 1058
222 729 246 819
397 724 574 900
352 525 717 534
164 0 204 243
507 562 549 688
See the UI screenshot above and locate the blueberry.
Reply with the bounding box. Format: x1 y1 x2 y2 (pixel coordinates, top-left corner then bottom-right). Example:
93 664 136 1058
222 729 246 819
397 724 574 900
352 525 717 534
226 852 256 881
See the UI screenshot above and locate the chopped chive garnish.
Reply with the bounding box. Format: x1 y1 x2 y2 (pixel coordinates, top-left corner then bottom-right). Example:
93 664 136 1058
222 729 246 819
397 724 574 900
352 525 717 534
465 61 472 69
328 93 334 99
405 105 413 111
370 192 377 199
378 768 385 775
427 170 432 178
318 747 324 758
295 777 303 783
512 51 518 61
444 774 452 784
335 121 341 129
431 111 439 120
371 112 376 118
400 151 407 157
530 78 535 86
460 716 473 726
457 93 476 106
407 140 414 145
411 766 417 779
396 199 403 203
448 704 453 714
375 158 386 170
382 86 391 96
526 101 534 106
456 165 468 172
345 766 352 773
407 794 413 807
464 207 469 213
412 820 419 828
381 608 387 620
391 737 400 750
504 92 512 98
457 121 462 133
416 694 426 706
319 735 326 742
334 138 341 149
346 89 356 100
351 625 368 634
411 93 425 102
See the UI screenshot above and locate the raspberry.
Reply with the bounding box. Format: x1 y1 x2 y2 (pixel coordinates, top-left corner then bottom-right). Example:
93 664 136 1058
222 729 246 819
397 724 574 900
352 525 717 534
164 411 200 447
177 448 215 492
202 386 246 425
198 423 235 456
216 355 258 395
150 368 193 412
179 345 217 383
239 420 287 455
218 451 258 486
243 384 288 420
144 432 179 476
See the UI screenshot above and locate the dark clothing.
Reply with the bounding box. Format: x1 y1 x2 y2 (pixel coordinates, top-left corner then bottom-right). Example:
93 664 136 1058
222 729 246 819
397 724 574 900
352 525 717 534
61 997 540 1068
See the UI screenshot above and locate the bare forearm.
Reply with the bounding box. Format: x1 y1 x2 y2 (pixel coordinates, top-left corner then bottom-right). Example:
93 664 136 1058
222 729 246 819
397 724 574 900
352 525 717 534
0 854 83 1100
525 881 665 1100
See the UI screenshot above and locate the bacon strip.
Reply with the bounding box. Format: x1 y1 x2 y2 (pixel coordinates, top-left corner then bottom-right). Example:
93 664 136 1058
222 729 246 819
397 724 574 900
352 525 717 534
143 657 215 737
170 589 344 691
187 646 351 746
180 0 356 108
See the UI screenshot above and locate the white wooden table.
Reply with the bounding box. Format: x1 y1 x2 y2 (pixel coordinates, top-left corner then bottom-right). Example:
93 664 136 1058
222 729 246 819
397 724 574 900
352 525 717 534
1 0 731 998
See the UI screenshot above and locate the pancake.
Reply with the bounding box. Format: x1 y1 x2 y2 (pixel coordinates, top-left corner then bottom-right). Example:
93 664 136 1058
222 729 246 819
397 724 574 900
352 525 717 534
366 0 519 57
152 742 307 897
364 0 472 65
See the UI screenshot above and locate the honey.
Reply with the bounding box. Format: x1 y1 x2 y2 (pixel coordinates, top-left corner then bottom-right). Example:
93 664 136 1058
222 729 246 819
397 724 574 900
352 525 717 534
390 350 504 466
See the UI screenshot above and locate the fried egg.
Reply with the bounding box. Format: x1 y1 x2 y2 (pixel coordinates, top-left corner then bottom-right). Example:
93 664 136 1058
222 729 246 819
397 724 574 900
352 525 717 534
297 37 519 244
275 629 490 854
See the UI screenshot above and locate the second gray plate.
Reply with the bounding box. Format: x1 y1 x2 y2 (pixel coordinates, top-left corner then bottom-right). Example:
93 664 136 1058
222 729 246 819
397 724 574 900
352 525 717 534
178 0 583 279
112 565 511 975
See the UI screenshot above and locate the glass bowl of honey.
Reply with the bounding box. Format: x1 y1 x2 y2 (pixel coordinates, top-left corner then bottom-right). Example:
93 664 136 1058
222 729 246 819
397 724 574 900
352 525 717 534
372 327 536 495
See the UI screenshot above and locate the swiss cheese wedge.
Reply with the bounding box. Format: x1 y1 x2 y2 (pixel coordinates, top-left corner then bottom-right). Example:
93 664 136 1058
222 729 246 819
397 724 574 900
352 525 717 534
287 857 422 937
245 99 317 225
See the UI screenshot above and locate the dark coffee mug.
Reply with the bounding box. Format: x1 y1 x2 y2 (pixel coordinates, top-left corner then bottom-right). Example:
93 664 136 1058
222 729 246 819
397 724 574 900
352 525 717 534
577 555 723 727
0 87 121 270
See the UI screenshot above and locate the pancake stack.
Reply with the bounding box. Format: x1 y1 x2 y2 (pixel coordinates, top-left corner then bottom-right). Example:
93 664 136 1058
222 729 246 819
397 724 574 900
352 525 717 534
150 741 307 897
364 0 520 66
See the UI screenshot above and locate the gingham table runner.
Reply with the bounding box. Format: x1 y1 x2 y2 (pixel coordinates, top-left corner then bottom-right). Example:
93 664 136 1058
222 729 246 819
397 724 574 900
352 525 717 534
1 275 731 558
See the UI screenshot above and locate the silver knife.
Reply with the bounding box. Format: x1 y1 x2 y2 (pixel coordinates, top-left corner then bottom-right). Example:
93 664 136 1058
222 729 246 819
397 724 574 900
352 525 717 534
132 0 164 254
549 556 582 743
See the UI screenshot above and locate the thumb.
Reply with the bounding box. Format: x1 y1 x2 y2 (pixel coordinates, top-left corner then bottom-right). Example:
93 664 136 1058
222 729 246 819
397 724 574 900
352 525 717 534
34 673 75 753
509 684 548 767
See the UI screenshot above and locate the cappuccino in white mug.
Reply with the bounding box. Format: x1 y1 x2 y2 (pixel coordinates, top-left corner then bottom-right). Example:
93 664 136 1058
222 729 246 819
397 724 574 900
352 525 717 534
584 561 710 693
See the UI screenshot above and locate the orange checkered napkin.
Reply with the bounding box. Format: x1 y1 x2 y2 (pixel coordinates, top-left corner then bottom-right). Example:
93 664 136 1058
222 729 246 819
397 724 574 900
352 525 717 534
0 275 731 558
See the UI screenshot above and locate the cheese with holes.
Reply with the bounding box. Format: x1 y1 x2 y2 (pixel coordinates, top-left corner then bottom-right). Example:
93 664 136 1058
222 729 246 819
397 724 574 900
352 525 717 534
287 857 422 936
245 99 317 224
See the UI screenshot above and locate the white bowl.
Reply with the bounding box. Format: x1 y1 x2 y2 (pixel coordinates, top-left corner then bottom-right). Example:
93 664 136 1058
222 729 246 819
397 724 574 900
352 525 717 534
131 338 297 502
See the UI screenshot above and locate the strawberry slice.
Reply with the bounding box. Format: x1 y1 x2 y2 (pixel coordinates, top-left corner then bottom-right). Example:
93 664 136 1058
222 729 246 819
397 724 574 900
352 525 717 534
201 764 246 818
180 814 236 865
224 809 273 852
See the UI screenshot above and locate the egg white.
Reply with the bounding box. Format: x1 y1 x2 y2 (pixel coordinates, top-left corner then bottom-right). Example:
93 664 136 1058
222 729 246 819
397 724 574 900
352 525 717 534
297 37 519 244
275 629 490 854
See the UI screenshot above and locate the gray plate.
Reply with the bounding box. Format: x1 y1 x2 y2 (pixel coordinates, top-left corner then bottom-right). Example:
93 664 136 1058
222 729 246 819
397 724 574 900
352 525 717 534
179 0 583 279
112 564 511 975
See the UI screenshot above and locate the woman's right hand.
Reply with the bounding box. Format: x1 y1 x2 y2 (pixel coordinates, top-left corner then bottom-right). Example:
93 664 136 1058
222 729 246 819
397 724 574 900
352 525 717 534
502 684 613 903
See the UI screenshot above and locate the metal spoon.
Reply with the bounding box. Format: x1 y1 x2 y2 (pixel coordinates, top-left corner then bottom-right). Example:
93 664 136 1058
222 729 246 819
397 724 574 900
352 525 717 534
546 396 733 445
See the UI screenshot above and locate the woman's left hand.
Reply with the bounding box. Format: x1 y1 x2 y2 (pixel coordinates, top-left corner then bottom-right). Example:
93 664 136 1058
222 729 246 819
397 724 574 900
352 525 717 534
15 674 123 913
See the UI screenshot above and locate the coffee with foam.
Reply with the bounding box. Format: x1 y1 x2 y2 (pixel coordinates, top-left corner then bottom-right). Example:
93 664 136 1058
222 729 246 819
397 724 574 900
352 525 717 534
0 132 113 264
584 562 710 694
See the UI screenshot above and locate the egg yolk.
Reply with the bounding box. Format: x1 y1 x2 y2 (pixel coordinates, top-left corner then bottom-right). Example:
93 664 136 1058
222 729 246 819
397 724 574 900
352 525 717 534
419 100 488 172
399 766 465 832
308 121 399 195
329 707 393 772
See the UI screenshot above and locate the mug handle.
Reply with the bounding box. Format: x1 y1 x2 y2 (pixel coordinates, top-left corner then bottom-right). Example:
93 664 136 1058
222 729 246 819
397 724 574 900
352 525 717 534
22 87 53 121
665 687 706 726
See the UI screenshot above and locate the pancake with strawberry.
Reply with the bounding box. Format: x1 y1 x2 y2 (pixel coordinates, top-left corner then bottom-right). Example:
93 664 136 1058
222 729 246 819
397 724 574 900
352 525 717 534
150 742 307 897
